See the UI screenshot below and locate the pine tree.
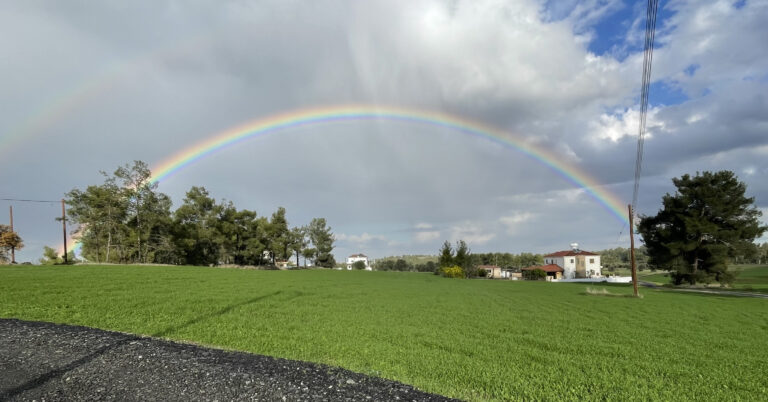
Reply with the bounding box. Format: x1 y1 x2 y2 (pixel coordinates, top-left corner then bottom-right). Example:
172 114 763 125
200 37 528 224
638 171 766 285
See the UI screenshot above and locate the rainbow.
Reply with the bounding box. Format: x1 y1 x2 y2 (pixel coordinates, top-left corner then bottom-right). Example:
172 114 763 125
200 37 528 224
149 105 628 223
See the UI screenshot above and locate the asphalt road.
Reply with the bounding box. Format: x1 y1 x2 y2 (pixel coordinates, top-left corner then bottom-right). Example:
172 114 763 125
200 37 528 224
0 319 457 401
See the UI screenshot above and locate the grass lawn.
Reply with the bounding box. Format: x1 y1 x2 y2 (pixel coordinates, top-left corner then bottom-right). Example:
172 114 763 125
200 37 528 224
639 265 768 292
1 265 767 401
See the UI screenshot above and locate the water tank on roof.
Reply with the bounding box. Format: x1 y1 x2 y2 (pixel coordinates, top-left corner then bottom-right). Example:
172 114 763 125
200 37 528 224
570 242 579 251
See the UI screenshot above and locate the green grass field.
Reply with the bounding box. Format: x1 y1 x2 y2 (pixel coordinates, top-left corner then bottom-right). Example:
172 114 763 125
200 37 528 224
639 265 768 292
2 265 767 401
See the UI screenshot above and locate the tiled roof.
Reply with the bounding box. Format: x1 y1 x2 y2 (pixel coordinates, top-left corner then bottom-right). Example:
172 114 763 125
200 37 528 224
522 264 564 273
348 254 367 258
544 250 599 257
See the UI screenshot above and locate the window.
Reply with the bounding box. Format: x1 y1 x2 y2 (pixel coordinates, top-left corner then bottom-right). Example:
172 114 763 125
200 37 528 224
589 258 594 264
570 259 574 263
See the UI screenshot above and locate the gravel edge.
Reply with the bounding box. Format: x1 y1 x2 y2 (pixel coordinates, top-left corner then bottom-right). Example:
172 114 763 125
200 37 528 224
0 318 460 401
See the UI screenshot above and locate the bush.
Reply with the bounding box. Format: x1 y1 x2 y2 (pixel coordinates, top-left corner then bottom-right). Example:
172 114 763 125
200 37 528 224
352 260 366 270
441 265 464 278
522 268 547 281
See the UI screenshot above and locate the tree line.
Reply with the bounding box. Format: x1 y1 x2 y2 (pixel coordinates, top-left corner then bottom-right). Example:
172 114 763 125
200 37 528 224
63 161 336 267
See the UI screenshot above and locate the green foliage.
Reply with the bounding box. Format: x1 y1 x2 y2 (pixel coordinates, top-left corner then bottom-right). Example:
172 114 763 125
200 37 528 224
440 265 464 278
2 265 767 400
599 246 650 271
39 246 62 265
352 260 366 270
438 241 453 267
65 161 335 267
522 268 547 280
375 256 437 272
0 225 23 263
638 171 766 285
466 252 544 270
308 218 335 268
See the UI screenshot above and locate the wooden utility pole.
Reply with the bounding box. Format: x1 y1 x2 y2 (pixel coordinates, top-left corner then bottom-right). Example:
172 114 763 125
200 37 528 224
628 204 639 297
9 205 15 264
61 199 68 264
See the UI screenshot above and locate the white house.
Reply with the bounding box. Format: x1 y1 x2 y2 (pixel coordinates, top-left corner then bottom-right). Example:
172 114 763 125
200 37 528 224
346 253 371 270
542 243 601 279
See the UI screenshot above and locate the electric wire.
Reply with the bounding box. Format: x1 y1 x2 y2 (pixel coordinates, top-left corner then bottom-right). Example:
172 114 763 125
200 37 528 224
632 0 660 216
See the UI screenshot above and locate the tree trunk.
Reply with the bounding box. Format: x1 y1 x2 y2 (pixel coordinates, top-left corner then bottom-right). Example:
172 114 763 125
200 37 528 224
106 230 112 263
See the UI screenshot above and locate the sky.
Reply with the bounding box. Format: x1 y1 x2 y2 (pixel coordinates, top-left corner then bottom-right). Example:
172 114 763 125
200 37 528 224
1 0 767 263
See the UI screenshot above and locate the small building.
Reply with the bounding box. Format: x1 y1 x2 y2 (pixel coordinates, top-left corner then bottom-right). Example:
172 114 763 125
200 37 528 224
506 271 522 280
542 243 601 279
346 253 371 270
477 265 502 279
522 264 564 280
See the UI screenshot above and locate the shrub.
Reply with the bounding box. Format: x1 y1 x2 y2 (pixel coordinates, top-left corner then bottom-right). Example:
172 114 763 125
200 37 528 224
522 268 547 281
441 265 464 278
352 260 366 270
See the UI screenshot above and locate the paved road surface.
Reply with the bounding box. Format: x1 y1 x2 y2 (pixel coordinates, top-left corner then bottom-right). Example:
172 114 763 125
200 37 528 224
0 319 457 401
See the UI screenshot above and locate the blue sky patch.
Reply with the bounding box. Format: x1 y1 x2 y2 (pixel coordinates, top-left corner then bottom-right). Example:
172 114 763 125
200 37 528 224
648 81 689 106
587 3 636 56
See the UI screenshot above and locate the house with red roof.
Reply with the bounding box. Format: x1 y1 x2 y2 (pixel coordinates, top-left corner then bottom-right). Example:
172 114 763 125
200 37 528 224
540 243 601 279
521 264 565 280
346 253 371 270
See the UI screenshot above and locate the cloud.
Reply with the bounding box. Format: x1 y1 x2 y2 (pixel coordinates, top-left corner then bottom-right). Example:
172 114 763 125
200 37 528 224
449 222 496 245
500 212 538 234
414 231 441 243
1 0 766 263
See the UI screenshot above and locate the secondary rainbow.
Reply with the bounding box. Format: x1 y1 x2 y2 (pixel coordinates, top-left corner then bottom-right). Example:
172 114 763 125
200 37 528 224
149 105 628 223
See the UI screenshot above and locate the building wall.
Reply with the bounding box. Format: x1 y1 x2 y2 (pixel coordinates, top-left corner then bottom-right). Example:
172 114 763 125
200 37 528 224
346 256 369 270
585 255 601 276
544 255 587 279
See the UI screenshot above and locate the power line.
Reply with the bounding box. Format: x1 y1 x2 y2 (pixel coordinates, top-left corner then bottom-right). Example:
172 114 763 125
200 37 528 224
632 0 660 215
0 197 60 204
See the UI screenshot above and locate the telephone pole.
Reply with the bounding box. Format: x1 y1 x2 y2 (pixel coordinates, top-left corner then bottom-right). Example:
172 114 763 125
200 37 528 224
628 204 639 297
9 205 15 264
61 199 68 264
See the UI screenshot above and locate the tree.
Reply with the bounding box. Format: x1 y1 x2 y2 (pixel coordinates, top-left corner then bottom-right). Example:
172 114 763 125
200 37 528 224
288 226 308 267
115 160 167 263
302 247 317 267
523 268 547 280
454 240 474 277
173 186 221 266
39 246 62 265
267 207 290 265
352 260 366 270
308 218 335 268
65 161 172 264
0 225 23 263
394 258 409 271
638 171 766 285
66 176 128 263
438 241 453 267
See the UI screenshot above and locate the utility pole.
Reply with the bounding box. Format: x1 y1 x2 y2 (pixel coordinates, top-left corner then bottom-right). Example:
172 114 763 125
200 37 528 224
628 204 638 297
9 205 15 264
61 199 68 264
